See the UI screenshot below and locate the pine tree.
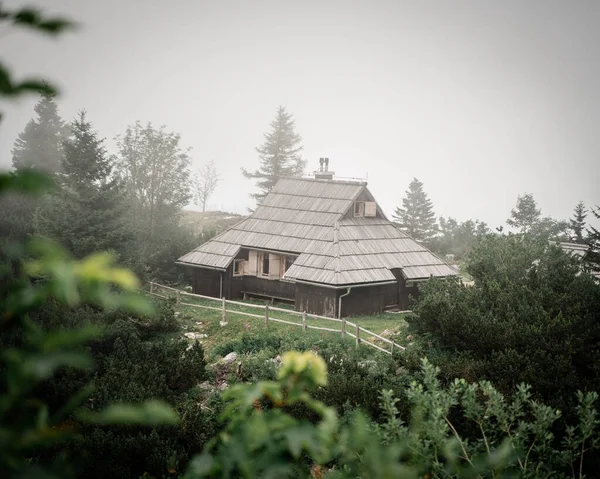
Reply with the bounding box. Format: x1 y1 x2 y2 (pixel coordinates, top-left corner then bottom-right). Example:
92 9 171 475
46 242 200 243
1 92 69 241
392 178 437 244
35 111 133 260
586 205 600 274
506 193 541 233
11 91 68 175
570 201 587 244
242 106 305 204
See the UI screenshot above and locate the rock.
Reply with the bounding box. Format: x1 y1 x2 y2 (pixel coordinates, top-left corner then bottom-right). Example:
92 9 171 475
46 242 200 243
268 355 282 366
217 381 229 391
184 332 208 340
381 329 400 337
222 352 238 364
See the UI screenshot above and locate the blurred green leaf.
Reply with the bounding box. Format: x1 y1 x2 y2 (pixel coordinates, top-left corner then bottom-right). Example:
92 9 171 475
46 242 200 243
24 351 94 380
0 170 55 195
12 8 74 35
40 325 103 351
80 400 179 426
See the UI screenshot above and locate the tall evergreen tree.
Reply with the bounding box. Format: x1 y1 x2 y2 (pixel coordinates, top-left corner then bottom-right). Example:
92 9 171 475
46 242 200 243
11 91 68 175
35 111 133 259
506 193 541 233
586 205 600 274
242 106 305 204
570 201 587 244
1 92 68 241
392 178 437 244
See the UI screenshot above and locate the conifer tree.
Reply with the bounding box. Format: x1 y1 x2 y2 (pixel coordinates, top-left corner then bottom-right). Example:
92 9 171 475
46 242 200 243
11 91 68 175
586 206 600 274
506 193 541 233
392 178 437 244
1 92 69 241
35 111 133 259
242 106 305 204
570 201 587 244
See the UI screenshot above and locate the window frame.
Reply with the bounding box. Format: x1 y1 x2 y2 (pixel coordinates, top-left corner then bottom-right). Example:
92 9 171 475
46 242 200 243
233 259 245 277
354 201 365 217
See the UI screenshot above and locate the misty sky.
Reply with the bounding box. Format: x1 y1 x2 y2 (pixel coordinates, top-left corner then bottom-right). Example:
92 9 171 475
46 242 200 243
2 0 598 229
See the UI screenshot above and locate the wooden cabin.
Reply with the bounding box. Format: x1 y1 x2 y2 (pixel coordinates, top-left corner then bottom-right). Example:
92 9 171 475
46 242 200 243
177 163 457 317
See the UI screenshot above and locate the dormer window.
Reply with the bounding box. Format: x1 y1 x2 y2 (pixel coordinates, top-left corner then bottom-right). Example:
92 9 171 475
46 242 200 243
354 201 365 217
354 201 376 217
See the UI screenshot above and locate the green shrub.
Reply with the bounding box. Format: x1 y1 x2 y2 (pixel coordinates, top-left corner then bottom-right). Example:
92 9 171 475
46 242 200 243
408 235 600 413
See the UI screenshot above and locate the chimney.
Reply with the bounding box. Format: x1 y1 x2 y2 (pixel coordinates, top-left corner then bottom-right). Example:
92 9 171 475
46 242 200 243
314 157 334 180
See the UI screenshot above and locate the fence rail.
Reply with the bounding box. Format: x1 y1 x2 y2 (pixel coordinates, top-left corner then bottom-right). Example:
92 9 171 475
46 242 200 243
148 282 405 355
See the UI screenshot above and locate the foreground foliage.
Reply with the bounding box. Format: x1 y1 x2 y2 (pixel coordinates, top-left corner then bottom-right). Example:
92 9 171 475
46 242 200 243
408 234 600 413
186 353 599 478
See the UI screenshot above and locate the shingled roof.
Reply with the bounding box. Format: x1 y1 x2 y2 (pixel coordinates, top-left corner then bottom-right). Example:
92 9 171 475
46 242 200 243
178 177 457 286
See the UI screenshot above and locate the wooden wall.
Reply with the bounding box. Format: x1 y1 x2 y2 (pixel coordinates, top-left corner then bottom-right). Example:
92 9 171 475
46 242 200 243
190 263 414 316
339 283 397 317
192 268 223 298
397 276 419 310
295 283 337 317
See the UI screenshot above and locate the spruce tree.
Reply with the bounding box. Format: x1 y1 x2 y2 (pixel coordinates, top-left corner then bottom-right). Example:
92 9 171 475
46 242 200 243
570 201 587 244
586 206 600 274
242 106 305 204
35 111 133 259
1 92 69 241
11 91 68 175
506 193 541 233
392 178 437 244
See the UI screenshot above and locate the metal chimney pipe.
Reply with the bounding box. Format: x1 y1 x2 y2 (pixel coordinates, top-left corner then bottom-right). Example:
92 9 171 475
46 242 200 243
324 158 329 171
319 158 324 172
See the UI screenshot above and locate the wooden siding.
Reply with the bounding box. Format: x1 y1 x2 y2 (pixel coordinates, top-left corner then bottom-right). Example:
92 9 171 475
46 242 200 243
295 283 337 317
339 283 397 317
193 268 222 297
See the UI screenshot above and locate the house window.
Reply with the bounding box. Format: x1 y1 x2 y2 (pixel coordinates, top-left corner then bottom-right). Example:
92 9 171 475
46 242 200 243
354 201 365 217
261 254 270 276
233 259 245 277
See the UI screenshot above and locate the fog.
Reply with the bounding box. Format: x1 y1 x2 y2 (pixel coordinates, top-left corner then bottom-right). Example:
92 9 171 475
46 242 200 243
2 0 598 228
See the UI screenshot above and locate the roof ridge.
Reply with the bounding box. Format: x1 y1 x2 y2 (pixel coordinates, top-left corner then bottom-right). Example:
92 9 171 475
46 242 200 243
277 176 368 187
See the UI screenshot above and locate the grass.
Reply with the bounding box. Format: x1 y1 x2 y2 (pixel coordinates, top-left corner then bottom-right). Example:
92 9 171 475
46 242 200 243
150 284 409 356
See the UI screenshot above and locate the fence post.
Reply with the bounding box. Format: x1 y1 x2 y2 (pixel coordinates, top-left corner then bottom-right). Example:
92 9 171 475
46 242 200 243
265 304 269 328
150 282 154 295
390 341 394 354
176 290 180 305
341 317 346 339
302 311 306 333
220 297 227 326
355 323 360 348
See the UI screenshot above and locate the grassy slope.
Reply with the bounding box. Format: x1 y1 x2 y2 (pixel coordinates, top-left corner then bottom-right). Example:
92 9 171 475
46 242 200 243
154 289 409 357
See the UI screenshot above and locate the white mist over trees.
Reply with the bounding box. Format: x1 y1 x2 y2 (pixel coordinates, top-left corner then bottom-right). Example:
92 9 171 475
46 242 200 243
242 105 305 205
114 121 194 278
506 193 541 233
193 160 220 212
11 91 69 176
35 111 132 259
1 92 70 240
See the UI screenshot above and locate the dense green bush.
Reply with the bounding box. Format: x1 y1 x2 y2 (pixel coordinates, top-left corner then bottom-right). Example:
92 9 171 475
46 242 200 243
407 234 600 414
186 353 600 478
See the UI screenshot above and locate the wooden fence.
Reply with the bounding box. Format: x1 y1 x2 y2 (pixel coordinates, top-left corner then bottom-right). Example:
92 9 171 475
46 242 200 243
148 282 405 355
